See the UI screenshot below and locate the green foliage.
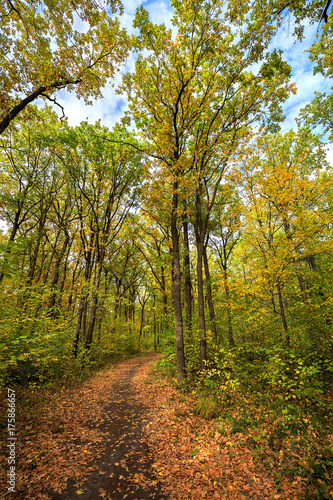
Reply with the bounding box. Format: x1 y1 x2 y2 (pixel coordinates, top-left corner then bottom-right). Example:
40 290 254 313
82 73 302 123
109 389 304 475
194 394 220 420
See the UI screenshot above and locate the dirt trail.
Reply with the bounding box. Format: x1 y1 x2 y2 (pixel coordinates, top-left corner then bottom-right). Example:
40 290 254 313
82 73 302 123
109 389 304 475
47 353 167 500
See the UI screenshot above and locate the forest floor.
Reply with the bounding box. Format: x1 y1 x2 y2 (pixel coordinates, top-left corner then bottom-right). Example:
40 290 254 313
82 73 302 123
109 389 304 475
1 353 332 499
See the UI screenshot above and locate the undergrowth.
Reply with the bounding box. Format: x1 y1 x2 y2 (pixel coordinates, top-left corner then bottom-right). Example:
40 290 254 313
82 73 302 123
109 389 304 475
153 345 333 499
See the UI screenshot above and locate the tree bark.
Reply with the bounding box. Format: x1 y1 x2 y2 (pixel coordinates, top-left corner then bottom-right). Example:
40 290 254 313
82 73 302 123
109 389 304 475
48 234 70 316
197 238 207 370
276 280 290 347
223 267 236 349
171 183 186 383
203 243 217 342
183 214 192 336
73 298 86 358
0 211 21 283
85 294 99 349
194 186 207 371
138 297 148 350
283 219 309 303
86 263 104 349
0 78 81 135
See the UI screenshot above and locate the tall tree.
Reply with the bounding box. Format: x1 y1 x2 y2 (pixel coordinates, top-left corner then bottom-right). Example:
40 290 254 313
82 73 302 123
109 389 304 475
123 0 294 379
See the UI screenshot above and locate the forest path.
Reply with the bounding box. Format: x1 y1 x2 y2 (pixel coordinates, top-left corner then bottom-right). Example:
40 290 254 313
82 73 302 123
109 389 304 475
0 353 167 499
2 351 315 499
48 353 166 500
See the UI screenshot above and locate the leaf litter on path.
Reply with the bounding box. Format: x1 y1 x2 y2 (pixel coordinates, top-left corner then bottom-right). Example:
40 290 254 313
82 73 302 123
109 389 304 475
0 354 166 499
1 353 320 499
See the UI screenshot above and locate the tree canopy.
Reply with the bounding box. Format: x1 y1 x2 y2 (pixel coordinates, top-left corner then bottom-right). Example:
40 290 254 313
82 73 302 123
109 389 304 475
0 0 129 134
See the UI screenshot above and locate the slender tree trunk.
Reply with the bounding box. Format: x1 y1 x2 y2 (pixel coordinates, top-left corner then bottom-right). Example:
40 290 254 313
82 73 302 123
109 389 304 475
43 230 61 284
154 316 157 351
26 212 47 286
161 267 168 315
197 239 207 370
308 254 318 273
222 267 235 349
114 278 122 320
194 185 207 371
292 258 309 303
86 294 99 349
69 251 82 311
130 287 136 323
86 264 103 349
160 267 168 335
203 244 217 342
283 219 309 303
138 297 147 350
152 294 156 351
82 298 88 342
0 211 21 283
73 250 94 356
58 237 73 308
73 298 86 357
183 213 192 336
171 184 186 383
48 234 69 316
276 280 290 347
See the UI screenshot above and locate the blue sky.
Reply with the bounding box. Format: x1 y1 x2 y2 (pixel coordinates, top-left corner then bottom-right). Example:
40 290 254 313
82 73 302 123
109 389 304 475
50 0 332 159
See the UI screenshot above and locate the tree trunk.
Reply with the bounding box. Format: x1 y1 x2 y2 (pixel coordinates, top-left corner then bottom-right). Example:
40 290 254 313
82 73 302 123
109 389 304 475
283 219 309 303
183 214 192 336
85 294 98 349
138 297 147 350
0 211 21 283
153 295 157 351
114 278 122 320
171 184 186 383
161 266 168 315
73 298 86 357
26 211 47 286
203 244 217 342
194 186 207 371
130 287 136 323
48 234 70 316
276 280 290 347
223 267 235 349
197 239 207 370
86 264 103 349
58 237 73 310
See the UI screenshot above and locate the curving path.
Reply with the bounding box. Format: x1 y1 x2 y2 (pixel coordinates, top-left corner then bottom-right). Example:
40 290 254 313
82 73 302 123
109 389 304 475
48 354 167 500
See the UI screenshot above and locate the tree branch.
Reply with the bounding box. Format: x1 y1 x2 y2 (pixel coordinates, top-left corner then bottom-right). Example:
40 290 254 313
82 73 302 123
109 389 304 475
40 93 66 120
0 77 81 135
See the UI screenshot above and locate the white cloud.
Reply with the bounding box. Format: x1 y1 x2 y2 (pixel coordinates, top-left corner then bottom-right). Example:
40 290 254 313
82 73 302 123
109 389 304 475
280 103 303 132
269 17 331 131
147 0 173 27
72 12 90 33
